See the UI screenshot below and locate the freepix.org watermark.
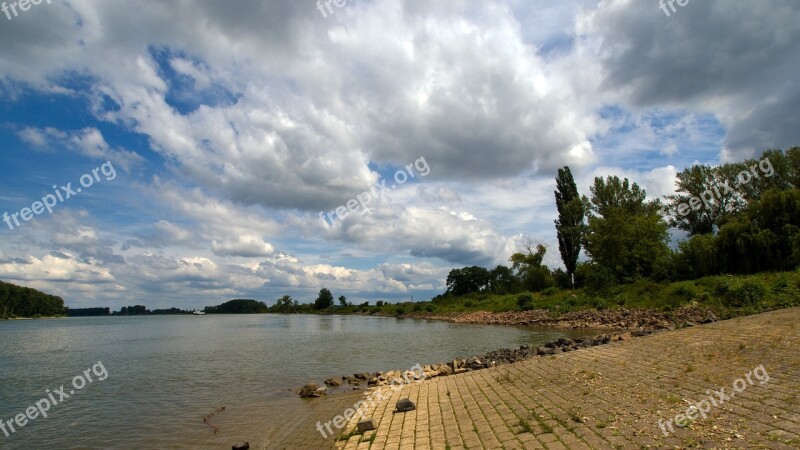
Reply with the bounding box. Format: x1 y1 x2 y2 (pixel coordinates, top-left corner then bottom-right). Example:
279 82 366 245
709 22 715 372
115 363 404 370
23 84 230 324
2 0 51 21
316 0 353 19
316 363 425 439
0 361 109 438
659 0 690 17
2 161 116 232
674 157 774 218
318 156 430 226
657 364 769 436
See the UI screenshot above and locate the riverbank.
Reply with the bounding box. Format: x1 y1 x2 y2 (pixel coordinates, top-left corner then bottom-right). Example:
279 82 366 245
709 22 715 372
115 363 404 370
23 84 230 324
268 307 800 449
408 304 720 329
296 306 720 400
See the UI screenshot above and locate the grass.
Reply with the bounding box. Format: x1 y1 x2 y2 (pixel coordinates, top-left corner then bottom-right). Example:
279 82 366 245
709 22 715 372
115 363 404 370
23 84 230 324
516 417 533 434
311 270 800 319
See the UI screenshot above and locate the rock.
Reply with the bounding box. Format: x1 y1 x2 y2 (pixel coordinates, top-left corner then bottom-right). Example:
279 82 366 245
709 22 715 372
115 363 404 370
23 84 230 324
614 332 632 341
324 377 341 387
354 372 372 380
357 419 376 433
368 378 379 386
232 442 250 450
701 311 719 324
466 356 483 369
593 333 611 345
556 337 572 347
298 384 319 398
395 398 416 412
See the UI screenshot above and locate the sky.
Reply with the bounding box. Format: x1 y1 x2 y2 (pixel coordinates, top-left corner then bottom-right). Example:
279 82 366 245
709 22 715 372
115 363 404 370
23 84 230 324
0 0 798 310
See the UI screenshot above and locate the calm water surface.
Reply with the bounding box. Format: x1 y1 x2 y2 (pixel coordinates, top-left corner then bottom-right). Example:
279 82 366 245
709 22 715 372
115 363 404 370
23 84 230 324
0 315 594 449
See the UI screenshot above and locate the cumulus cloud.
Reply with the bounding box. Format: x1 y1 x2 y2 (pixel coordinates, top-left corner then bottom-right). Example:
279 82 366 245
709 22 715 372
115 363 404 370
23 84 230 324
0 0 796 307
580 0 800 159
211 235 276 258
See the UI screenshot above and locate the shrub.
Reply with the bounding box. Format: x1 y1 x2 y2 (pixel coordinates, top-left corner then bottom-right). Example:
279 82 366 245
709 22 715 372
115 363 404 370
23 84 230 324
722 280 767 307
714 280 731 296
583 264 616 293
517 294 534 311
376 301 385 307
541 287 559 297
590 297 609 310
425 305 434 312
464 301 474 308
671 282 697 301
395 307 406 316
772 276 790 292
413 303 423 312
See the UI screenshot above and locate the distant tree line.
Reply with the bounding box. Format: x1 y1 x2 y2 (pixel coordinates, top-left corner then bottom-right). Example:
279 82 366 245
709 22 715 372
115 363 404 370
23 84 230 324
0 280 66 318
436 147 800 298
204 299 268 314
266 289 383 313
111 305 194 315
67 307 110 317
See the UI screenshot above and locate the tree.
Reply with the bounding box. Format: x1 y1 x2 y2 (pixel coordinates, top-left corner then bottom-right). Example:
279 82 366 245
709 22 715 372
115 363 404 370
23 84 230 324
314 288 334 310
584 176 670 282
445 266 490 296
509 240 554 292
273 295 294 313
338 295 347 307
554 166 585 287
663 164 744 236
487 265 519 294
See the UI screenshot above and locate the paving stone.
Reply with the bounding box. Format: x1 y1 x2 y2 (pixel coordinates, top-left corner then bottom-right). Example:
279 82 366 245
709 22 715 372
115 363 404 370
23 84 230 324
265 307 800 449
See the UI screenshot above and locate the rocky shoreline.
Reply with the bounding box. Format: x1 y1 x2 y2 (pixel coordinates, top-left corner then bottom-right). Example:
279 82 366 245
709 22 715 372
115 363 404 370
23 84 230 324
413 304 721 330
297 306 720 397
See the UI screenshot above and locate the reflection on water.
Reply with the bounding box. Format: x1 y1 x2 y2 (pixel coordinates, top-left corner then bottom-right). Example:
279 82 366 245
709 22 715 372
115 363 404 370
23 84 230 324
0 315 594 449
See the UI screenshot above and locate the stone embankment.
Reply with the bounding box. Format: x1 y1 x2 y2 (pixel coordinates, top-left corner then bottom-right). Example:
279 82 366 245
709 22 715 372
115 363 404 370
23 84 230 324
417 305 720 329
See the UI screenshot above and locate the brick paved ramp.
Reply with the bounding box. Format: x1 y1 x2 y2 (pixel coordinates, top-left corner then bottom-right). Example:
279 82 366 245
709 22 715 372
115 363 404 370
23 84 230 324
267 307 800 449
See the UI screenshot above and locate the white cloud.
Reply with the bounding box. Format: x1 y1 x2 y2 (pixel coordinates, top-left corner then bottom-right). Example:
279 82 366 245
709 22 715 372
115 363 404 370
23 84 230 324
211 235 276 258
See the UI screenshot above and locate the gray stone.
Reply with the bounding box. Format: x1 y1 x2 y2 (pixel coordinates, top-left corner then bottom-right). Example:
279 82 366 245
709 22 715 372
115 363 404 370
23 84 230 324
357 419 376 433
395 398 416 412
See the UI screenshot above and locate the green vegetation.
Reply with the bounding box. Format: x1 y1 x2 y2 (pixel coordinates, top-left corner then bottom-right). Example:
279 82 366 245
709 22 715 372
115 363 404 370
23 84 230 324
555 166 585 288
0 280 66 318
204 299 269 314
263 147 799 319
67 307 111 317
112 305 194 315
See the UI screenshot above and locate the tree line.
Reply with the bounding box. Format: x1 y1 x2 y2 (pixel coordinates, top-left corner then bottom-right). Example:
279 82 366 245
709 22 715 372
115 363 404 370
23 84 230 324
0 280 66 318
440 147 800 298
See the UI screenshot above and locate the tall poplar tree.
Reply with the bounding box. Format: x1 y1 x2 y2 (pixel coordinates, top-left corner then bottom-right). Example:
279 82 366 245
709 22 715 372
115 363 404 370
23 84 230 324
554 166 585 287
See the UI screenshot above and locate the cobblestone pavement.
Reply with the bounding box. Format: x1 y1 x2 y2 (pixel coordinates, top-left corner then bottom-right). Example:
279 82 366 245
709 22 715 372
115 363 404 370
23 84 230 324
267 307 800 449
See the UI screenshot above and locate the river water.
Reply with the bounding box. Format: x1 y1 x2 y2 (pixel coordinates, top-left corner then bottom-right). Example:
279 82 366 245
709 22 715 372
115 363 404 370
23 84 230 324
0 314 595 449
